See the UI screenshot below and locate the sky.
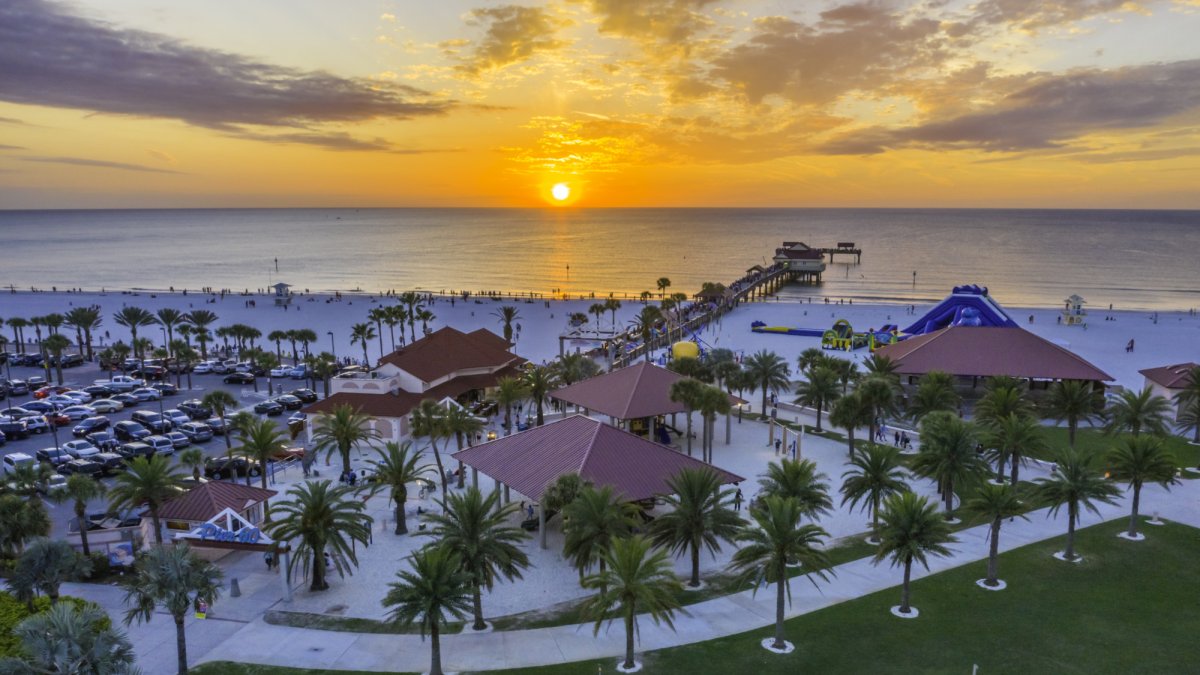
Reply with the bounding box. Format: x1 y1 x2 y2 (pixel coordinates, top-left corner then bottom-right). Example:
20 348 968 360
1 0 1199 209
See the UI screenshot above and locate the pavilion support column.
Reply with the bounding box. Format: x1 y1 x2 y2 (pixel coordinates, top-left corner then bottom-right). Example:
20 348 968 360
649 416 657 443
781 427 789 459
768 419 775 448
724 411 731 445
504 484 510 504
538 504 547 549
472 467 478 489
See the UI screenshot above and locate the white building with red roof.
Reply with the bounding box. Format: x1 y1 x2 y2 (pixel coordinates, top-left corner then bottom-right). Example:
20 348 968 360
1140 362 1198 421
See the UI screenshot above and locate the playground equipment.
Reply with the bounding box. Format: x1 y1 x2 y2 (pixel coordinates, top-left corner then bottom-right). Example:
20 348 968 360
867 324 900 351
1061 295 1087 326
672 341 700 360
822 319 869 351
901 284 1016 334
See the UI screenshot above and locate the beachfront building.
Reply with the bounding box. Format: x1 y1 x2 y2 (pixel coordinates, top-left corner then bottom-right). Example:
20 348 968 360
153 481 276 558
1140 362 1199 422
453 414 744 548
303 326 526 442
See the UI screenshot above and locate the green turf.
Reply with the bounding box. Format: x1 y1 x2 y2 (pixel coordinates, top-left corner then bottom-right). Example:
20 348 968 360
192 665 400 675
1035 426 1200 469
480 518 1200 674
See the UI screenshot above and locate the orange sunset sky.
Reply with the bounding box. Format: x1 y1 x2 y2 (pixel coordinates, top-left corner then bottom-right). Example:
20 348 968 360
1 0 1199 208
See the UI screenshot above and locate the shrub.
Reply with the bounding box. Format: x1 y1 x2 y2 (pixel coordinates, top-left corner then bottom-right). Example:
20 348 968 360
0 591 109 658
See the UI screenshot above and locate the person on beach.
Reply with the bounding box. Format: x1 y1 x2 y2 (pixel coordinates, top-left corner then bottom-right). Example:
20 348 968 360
1126 339 1135 352
734 488 743 511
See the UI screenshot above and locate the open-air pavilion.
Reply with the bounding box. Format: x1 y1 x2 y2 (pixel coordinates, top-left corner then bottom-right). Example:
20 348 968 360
452 414 744 548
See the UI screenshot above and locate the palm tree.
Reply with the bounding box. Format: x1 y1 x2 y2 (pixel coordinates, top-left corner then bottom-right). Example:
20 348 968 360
729 496 831 651
310 352 339 398
493 376 527 435
873 492 957 616
962 482 1027 588
562 485 637 588
184 310 218 359
382 546 472 675
580 535 683 672
757 458 832 520
832 358 859 395
365 441 432 534
912 411 986 518
411 399 449 489
155 308 184 357
1171 365 1200 443
107 455 184 545
542 472 591 514
0 602 137 674
311 403 378 478
63 306 102 360
294 328 318 359
443 404 484 488
415 308 435 336
554 352 599 387
10 538 91 607
655 277 672 300
178 448 205 481
1106 436 1178 539
236 417 287 511
491 306 522 345
588 302 606 331
857 375 900 446
43 333 71 385
1044 379 1102 447
631 305 663 362
0 494 50 558
112 307 155 359
669 378 704 457
604 298 622 332
367 307 389 358
745 349 791 414
796 347 828 376
862 353 899 380
267 329 288 362
173 342 198 389
1104 386 1172 437
8 316 28 354
522 364 560 426
794 365 840 431
398 291 423 343
973 382 1033 428
422 486 531 630
983 413 1046 485
267 480 372 591
1034 449 1120 560
829 391 872 456
696 383 731 462
907 371 960 423
383 306 404 350
349 322 377 367
841 444 909 541
201 390 239 451
649 467 742 588
48 473 106 556
123 543 222 675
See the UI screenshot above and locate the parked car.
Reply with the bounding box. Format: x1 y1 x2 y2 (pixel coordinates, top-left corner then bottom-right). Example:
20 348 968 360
111 393 139 408
59 354 85 368
130 387 162 402
274 394 303 411
2 452 35 475
117 442 155 461
289 365 310 380
223 372 255 385
144 435 175 456
7 380 29 395
60 405 97 421
45 395 82 410
93 452 125 475
27 377 47 389
35 447 72 467
131 411 172 433
0 407 37 419
178 422 213 443
113 420 151 442
21 401 56 415
178 400 212 419
83 385 115 398
131 365 166 380
151 382 178 396
33 385 71 399
205 417 230 435
165 431 190 449
0 417 30 439
192 362 215 374
61 390 93 403
269 365 291 378
24 415 51 434
72 416 110 436
59 458 103 477
90 398 123 414
254 400 284 416
163 409 191 428
287 411 307 427
289 388 318 403
86 430 121 452
204 456 261 479
38 474 68 494
92 375 144 392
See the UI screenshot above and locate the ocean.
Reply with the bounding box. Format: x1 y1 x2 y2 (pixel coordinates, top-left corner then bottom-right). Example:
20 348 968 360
0 208 1197 311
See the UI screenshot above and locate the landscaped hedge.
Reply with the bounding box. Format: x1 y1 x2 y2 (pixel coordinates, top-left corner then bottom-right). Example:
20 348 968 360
0 591 110 658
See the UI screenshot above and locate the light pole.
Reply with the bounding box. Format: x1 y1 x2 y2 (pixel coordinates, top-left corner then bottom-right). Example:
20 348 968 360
48 413 60 451
327 331 335 359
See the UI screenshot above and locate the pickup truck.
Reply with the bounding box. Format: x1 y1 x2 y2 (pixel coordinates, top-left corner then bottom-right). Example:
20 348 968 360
92 375 146 392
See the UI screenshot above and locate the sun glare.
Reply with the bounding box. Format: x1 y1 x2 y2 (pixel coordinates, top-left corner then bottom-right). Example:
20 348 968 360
551 183 571 201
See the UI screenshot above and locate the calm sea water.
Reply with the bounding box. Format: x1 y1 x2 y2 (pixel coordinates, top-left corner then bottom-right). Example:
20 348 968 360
0 208 1197 311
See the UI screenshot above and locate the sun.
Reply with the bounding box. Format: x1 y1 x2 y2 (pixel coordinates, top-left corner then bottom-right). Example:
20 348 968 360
551 183 571 201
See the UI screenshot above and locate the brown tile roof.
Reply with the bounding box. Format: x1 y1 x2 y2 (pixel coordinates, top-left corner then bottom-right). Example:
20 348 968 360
158 481 276 522
453 415 744 502
551 362 743 420
1140 362 1199 389
302 364 528 419
377 327 524 383
874 326 1113 381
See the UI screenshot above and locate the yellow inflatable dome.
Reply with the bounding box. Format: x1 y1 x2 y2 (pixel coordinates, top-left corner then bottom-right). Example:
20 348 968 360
672 341 700 360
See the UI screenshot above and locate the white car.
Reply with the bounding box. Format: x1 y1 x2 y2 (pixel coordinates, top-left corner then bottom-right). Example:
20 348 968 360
131 387 162 402
61 440 100 459
62 390 92 403
144 435 175 456
46 395 81 409
59 405 96 421
192 362 215 374
90 399 124 413
270 366 291 378
163 409 191 427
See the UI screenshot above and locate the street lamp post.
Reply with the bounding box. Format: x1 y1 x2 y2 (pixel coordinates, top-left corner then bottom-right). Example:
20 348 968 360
327 331 335 359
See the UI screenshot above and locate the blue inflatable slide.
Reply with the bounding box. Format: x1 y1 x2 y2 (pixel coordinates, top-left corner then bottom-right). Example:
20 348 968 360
902 284 1017 335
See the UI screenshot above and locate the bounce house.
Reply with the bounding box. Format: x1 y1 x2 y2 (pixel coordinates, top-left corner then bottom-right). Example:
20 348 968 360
822 319 869 351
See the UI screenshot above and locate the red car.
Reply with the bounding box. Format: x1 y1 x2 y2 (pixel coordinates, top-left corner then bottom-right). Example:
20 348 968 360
47 412 72 427
33 385 72 400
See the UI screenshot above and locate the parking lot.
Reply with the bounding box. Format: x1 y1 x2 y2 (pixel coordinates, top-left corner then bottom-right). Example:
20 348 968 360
1 355 316 533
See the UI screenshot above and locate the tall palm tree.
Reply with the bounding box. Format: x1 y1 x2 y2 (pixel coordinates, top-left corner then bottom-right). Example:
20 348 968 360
155 308 184 357
267 329 288 362
744 349 791 414
311 403 378 478
236 417 287 513
1034 449 1120 561
912 411 986 518
604 297 622 332
367 307 388 359
48 473 106 556
757 458 832 520
832 358 859 395
107 455 184 546
382 306 404 350
873 492 956 616
43 333 71 385
1171 365 1200 443
123 543 222 675
669 378 704 457
862 353 899 380
794 365 840 431
907 370 960 423
1044 379 1102 447
112 307 155 359
8 316 28 354
310 351 339 398
184 310 218 359
365 441 432 534
0 602 137 675
696 383 731 462
201 390 239 451
973 382 1033 428
631 305 663 362
178 448 205 482
1104 386 1172 437
0 494 50 558
443 404 484 488
588 302 606 330
649 467 742 588
580 535 683 672
857 375 900 446
397 291 423 343
10 537 92 607
841 444 909 541
63 306 102 360
349 322 377 367
410 399 449 489
562 485 637 588
173 342 198 389
962 482 1027 588
729 495 831 651
415 308 435 335
522 364 560 426
796 347 828 376
829 391 872 456
493 376 528 435
267 480 372 591
422 486 531 630
491 305 522 345
655 276 672 300
1106 436 1179 539
382 546 472 675
294 328 318 359
554 352 599 387
983 413 1046 485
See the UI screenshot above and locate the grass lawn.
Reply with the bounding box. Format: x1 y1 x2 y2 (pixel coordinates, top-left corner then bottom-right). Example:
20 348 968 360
192 665 400 675
481 518 1199 674
1036 426 1200 469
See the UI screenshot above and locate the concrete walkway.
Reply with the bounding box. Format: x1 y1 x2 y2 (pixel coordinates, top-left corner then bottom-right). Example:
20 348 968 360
79 477 1184 674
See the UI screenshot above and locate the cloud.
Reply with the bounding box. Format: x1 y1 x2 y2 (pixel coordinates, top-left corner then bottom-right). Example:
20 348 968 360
23 156 184 174
578 0 720 45
146 149 176 164
225 130 460 154
457 6 571 75
0 0 453 131
0 144 24 150
971 0 1137 32
817 60 1200 154
0 116 27 125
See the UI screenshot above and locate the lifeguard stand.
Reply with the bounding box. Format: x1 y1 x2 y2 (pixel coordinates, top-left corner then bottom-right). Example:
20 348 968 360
1061 294 1086 325
272 282 292 307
